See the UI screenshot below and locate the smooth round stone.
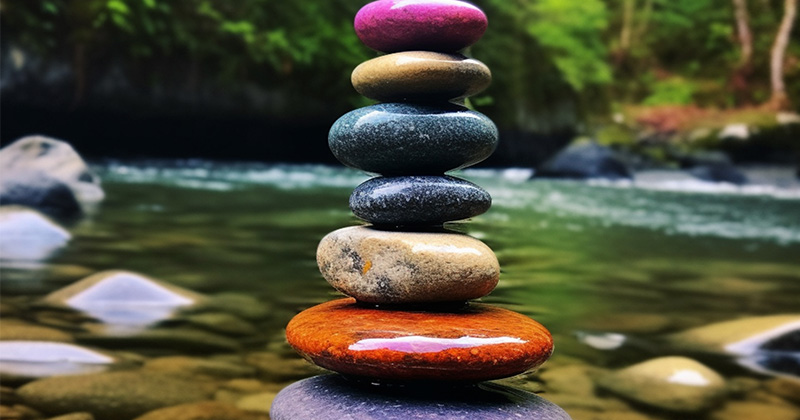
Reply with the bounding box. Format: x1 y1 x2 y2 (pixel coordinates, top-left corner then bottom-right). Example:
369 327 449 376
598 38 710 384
329 103 497 175
350 176 491 226
271 375 572 420
355 0 488 53
352 51 491 102
286 298 553 382
317 226 499 304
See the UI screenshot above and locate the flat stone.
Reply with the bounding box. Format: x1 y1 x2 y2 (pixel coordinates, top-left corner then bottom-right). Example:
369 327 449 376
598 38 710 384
42 270 206 327
350 176 491 226
665 315 800 377
132 401 268 420
0 206 70 261
355 0 488 53
0 322 74 343
329 103 497 175
17 372 216 420
596 356 727 413
0 341 116 381
270 374 571 420
143 356 256 379
317 226 499 304
352 51 490 102
286 298 553 382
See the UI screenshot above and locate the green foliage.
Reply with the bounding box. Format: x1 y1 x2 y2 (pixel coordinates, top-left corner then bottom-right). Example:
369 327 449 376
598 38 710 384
525 0 612 91
643 77 696 106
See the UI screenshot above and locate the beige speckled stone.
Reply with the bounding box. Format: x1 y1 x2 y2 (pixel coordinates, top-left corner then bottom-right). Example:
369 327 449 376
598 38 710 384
316 226 499 304
351 51 491 102
597 356 727 413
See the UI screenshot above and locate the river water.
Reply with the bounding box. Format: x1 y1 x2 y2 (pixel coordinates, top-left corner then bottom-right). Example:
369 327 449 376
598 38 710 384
2 161 799 419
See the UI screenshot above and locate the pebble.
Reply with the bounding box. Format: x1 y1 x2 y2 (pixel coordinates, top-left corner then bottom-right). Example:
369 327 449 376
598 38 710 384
0 206 70 261
0 322 74 343
329 103 497 175
352 51 490 102
317 226 498 304
350 176 491 226
286 298 553 382
596 356 727 413
48 413 94 420
42 270 206 327
17 371 216 420
355 0 488 53
132 401 268 420
142 356 255 379
270 374 571 420
0 341 116 382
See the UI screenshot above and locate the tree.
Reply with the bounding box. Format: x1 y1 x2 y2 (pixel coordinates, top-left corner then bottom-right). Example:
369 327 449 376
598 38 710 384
731 0 753 104
767 0 797 110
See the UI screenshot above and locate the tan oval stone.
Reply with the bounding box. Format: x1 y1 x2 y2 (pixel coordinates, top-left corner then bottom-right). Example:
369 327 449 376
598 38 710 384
316 226 499 304
597 356 727 413
351 51 491 102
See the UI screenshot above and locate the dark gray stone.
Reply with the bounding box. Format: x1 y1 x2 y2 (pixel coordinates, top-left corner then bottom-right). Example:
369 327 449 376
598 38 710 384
536 143 632 180
689 163 748 185
0 170 83 221
0 136 104 221
271 375 571 420
329 103 498 175
350 176 491 226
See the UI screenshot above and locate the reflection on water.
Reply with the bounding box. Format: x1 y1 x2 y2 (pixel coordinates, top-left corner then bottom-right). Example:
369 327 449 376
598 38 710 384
1 162 799 419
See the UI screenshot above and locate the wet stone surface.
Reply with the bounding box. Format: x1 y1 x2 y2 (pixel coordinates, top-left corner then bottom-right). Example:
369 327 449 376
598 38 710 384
328 103 497 175
286 298 553 382
270 374 572 420
350 175 491 226
317 225 499 304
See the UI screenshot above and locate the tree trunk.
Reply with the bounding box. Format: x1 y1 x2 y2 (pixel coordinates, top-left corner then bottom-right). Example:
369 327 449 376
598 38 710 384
614 0 636 68
731 0 753 105
767 0 797 110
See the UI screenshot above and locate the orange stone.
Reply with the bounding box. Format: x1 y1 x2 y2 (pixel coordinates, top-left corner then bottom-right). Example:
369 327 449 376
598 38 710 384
286 298 553 382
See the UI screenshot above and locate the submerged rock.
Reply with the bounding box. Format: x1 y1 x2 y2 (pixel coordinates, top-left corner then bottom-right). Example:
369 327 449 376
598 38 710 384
596 356 726 412
0 136 104 219
0 206 70 261
42 270 206 327
17 371 216 420
666 315 800 378
0 321 74 343
143 356 255 379
0 341 116 381
132 401 268 420
536 143 632 180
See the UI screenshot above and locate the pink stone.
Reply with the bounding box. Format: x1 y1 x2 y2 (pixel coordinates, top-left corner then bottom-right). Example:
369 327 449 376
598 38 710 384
354 0 488 53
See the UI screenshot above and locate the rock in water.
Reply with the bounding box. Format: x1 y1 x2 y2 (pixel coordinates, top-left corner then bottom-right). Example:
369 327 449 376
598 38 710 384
329 103 497 175
536 143 632 180
286 299 553 382
0 135 104 216
0 341 116 381
317 226 499 304
17 371 215 420
270 374 572 420
0 171 84 221
350 176 491 226
354 0 488 53
665 315 800 378
597 356 726 413
42 270 206 327
352 51 491 102
0 206 70 261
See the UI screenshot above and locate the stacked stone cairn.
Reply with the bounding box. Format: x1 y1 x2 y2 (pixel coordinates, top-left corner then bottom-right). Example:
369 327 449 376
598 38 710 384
271 1 571 418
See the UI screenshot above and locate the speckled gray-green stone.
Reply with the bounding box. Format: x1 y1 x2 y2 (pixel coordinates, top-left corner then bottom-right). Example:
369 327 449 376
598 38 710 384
328 103 497 175
350 176 491 226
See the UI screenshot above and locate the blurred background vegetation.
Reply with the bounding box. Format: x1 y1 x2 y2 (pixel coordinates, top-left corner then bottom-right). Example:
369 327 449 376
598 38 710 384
1 0 798 165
